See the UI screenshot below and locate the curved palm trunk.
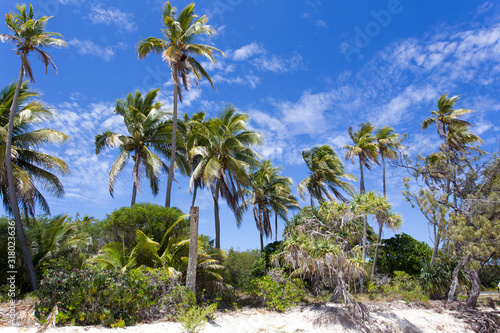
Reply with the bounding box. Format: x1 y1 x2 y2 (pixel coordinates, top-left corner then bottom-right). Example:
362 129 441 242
131 154 140 206
213 180 221 249
372 153 386 276
6 64 38 290
359 158 366 293
310 192 314 208
165 83 179 207
191 183 198 208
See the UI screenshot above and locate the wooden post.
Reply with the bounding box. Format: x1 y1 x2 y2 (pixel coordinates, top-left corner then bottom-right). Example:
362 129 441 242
186 206 199 295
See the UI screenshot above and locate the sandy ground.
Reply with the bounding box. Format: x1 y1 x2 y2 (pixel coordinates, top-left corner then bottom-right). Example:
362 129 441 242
0 301 479 333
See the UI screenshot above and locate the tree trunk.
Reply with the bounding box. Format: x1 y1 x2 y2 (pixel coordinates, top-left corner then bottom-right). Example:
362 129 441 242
310 193 314 208
465 267 481 308
430 225 441 266
23 203 31 228
191 183 198 208
165 83 179 207
259 227 264 254
448 256 469 302
213 180 221 249
372 154 386 277
274 212 278 242
131 154 140 206
6 64 38 290
186 206 199 296
359 158 366 293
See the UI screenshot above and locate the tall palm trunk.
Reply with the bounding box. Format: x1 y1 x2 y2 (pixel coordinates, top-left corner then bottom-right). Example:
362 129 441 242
372 153 385 276
213 179 221 249
310 193 314 208
191 183 198 208
274 212 278 242
259 227 264 253
165 83 179 207
359 158 366 293
131 154 140 206
6 64 38 290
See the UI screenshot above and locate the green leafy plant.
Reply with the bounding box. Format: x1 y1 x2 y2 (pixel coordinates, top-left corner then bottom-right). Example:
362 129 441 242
176 303 216 333
246 270 304 311
381 271 429 303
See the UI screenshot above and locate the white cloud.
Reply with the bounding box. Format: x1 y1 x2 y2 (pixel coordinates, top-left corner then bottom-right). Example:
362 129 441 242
68 39 115 61
252 54 304 73
88 4 137 32
233 42 265 61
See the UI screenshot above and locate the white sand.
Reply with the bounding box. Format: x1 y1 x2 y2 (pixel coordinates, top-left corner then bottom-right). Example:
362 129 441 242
0 301 477 333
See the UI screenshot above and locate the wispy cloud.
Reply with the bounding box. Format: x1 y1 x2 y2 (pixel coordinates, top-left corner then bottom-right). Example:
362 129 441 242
252 54 304 73
68 39 115 61
88 4 137 32
233 42 265 61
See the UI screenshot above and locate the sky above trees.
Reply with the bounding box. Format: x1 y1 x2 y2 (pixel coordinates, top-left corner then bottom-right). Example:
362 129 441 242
0 0 499 250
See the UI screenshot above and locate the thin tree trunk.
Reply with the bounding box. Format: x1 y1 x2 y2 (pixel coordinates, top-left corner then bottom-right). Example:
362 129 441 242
165 83 179 207
6 64 38 290
310 193 314 208
274 212 278 242
259 228 264 254
430 225 441 266
465 267 481 308
372 154 386 277
131 154 140 206
359 158 366 293
186 206 199 296
448 255 469 302
23 203 31 228
213 180 221 249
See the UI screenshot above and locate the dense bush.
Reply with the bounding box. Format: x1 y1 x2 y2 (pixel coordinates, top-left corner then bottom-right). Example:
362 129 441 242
377 233 432 276
419 261 463 299
246 269 304 311
479 264 500 289
252 241 284 277
35 261 175 327
102 203 188 249
379 271 429 303
223 248 261 290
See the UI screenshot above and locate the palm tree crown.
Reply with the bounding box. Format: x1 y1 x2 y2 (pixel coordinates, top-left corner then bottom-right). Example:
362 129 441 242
298 145 356 207
95 89 171 206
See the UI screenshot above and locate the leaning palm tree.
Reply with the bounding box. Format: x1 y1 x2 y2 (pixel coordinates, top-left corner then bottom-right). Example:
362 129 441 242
0 81 69 224
190 106 262 249
298 145 356 208
0 3 66 290
137 2 223 208
95 89 173 206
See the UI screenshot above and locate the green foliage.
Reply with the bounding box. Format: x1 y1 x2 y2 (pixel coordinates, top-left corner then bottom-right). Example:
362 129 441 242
381 271 429 303
479 264 500 289
377 233 432 276
252 241 283 277
102 203 188 249
223 248 261 290
35 263 173 326
176 303 217 333
419 261 462 299
246 270 304 311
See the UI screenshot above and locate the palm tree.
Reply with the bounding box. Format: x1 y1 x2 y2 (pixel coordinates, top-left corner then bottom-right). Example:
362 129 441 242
0 81 69 224
371 126 403 276
343 123 378 261
298 145 356 208
190 105 262 249
238 160 299 252
422 94 474 141
95 89 174 206
137 2 223 208
0 3 66 290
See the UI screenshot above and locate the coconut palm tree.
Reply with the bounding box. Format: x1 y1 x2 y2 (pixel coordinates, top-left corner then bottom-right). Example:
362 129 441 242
0 81 69 224
371 126 403 276
343 123 378 261
95 89 175 206
190 105 262 249
238 160 299 252
422 93 474 141
0 3 66 290
137 2 223 208
298 145 356 208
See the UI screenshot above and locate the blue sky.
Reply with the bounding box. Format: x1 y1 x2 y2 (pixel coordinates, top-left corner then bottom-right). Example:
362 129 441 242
1 0 499 251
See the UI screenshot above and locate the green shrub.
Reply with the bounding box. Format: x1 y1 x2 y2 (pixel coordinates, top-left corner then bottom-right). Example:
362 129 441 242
35 265 174 326
246 270 304 311
176 304 216 333
223 248 261 290
381 271 429 303
419 261 462 299
479 264 500 289
102 203 188 249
